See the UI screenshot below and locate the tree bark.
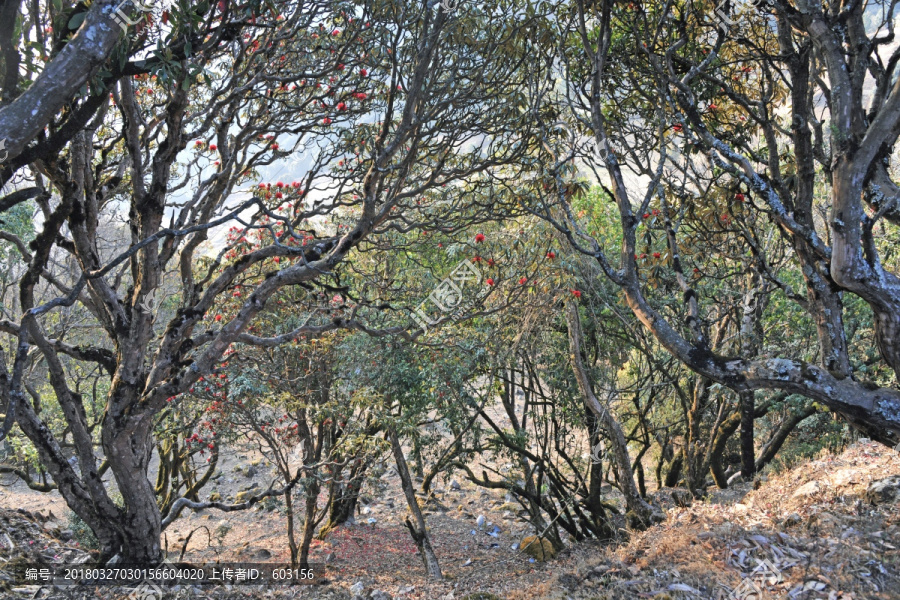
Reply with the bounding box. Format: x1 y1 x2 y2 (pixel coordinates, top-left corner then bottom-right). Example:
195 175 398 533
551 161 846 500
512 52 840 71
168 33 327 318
0 0 123 165
755 406 818 471
285 488 299 568
739 390 756 481
565 302 659 529
318 460 367 540
388 428 442 580
298 478 321 569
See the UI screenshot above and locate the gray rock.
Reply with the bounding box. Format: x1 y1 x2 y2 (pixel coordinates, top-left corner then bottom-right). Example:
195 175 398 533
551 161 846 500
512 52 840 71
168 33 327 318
246 465 258 478
865 475 900 505
350 581 365 596
450 480 461 491
782 512 803 527
671 487 693 508
370 590 392 600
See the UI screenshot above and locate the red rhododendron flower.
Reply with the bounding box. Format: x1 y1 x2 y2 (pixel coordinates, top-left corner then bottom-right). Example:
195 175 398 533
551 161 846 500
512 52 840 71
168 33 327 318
571 289 582 298
475 233 485 243
486 278 495 286
519 277 527 284
215 314 222 321
546 251 555 259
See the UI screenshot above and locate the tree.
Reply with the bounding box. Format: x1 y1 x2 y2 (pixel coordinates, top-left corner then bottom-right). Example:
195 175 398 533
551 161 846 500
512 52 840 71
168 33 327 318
540 0 900 448
0 0 543 563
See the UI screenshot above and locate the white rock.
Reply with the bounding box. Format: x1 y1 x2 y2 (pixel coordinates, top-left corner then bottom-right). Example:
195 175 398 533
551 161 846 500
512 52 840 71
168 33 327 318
792 481 822 498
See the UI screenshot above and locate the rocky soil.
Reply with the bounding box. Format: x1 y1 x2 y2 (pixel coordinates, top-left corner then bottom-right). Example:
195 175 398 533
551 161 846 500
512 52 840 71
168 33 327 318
0 440 898 599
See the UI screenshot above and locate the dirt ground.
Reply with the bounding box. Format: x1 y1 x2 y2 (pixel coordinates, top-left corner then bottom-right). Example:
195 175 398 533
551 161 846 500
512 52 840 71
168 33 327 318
1 439 898 599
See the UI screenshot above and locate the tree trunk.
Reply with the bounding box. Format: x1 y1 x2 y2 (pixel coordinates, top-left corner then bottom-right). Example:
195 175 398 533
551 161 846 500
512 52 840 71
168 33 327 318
298 478 321 568
318 460 367 540
565 302 659 529
103 417 162 563
584 411 612 538
664 450 683 488
755 406 818 471
285 488 299 568
388 428 442 580
739 390 756 481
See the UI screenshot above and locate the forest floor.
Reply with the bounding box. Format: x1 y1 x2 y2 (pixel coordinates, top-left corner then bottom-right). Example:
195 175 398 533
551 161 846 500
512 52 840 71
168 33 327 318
0 439 898 600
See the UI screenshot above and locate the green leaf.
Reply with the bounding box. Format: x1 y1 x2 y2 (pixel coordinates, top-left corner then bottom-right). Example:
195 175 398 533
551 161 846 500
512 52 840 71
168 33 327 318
68 11 86 30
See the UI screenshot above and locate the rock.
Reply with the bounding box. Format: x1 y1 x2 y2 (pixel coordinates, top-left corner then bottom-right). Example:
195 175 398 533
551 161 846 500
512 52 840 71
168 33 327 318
253 548 271 560
349 582 365 595
450 480 461 490
461 594 502 600
370 590 392 600
626 506 666 529
782 513 803 528
865 475 900 505
671 487 693 508
42 522 61 536
829 470 859 487
325 552 336 563
476 515 485 529
792 481 821 498
557 573 581 590
245 465 258 478
58 529 75 541
519 535 556 561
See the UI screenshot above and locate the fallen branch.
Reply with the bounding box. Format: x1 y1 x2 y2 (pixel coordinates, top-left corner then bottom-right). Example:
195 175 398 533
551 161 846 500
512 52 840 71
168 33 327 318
161 470 303 530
